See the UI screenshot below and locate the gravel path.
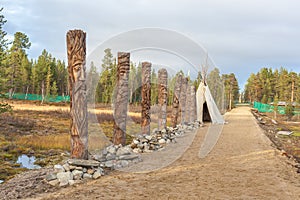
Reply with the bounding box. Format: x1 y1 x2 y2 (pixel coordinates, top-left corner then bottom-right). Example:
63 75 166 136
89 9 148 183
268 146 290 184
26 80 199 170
22 107 300 199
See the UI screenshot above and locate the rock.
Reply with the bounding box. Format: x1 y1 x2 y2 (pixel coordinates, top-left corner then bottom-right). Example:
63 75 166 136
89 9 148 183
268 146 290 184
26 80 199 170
133 139 139 144
57 172 73 187
63 163 70 172
161 129 166 134
68 180 75 186
107 145 117 154
69 180 81 186
271 119 278 124
54 164 65 173
69 165 76 170
116 146 131 156
132 148 140 154
68 159 100 168
48 179 59 186
118 154 139 160
46 173 57 181
92 154 106 162
83 168 87 173
87 168 95 175
72 170 83 180
75 166 83 170
158 139 166 144
137 143 144 149
145 135 152 140
106 153 116 160
93 171 101 179
83 173 93 179
105 160 114 168
277 131 292 136
120 160 129 168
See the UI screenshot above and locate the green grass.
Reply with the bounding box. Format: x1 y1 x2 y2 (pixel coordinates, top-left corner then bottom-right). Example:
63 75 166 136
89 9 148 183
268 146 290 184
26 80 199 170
292 131 300 137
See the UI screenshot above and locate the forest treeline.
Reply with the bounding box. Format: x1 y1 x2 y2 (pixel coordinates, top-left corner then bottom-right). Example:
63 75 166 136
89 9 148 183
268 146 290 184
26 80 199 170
244 67 300 104
0 7 239 111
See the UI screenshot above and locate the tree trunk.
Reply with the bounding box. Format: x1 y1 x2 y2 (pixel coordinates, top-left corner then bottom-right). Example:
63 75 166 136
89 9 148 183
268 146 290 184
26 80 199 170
171 73 183 127
141 62 151 135
66 29 88 159
41 81 45 104
158 68 168 131
291 80 294 103
113 52 130 145
25 86 29 100
180 77 188 125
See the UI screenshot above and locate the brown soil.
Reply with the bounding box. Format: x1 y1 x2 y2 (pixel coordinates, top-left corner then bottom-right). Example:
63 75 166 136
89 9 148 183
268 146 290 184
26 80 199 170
15 106 298 200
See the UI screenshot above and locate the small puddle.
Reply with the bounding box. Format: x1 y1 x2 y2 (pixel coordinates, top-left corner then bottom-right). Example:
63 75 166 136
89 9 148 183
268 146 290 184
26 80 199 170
16 154 41 169
0 180 3 184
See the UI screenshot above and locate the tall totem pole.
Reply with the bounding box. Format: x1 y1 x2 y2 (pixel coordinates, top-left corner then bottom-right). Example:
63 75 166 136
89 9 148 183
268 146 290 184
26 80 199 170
66 30 88 159
113 52 130 145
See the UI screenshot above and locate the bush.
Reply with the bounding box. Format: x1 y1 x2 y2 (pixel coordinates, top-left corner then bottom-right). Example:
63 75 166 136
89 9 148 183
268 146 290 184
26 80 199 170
0 103 12 114
285 103 294 120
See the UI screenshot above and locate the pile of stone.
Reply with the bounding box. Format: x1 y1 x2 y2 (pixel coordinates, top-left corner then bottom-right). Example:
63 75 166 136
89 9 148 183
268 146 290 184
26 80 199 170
46 159 104 187
91 144 142 170
130 122 200 153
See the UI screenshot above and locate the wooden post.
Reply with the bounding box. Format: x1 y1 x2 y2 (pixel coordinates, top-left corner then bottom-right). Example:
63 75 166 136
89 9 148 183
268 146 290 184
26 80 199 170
158 68 168 131
185 82 191 123
190 85 196 122
113 52 130 145
141 62 151 135
171 73 183 127
180 77 188 125
66 30 88 159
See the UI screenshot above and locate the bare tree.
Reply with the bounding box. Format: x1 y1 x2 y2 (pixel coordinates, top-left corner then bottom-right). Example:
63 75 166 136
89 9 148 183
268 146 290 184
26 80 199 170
158 68 168 131
66 30 88 159
113 52 130 145
141 62 151 135
171 73 183 127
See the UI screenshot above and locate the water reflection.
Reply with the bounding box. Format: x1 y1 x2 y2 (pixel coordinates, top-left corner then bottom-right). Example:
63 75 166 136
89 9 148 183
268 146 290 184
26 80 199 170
0 180 3 184
16 155 41 169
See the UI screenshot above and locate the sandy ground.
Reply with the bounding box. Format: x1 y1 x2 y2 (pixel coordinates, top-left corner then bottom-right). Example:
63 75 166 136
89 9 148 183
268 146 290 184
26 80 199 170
30 106 299 200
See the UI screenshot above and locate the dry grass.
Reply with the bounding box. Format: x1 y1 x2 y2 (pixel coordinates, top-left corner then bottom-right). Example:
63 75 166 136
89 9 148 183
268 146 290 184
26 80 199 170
16 134 70 151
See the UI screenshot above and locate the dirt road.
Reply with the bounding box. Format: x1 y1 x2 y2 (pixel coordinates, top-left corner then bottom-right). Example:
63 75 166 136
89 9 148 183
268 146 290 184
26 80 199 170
37 107 300 199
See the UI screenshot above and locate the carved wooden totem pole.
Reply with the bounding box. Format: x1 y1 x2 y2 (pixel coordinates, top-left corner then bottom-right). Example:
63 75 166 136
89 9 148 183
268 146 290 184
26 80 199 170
171 73 183 127
66 30 88 159
113 52 130 145
158 68 168 131
190 85 196 122
141 62 151 135
185 82 192 123
180 77 188 125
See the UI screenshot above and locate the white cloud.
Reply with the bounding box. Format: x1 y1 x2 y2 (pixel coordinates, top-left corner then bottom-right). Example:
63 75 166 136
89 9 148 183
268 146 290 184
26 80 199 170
2 0 300 89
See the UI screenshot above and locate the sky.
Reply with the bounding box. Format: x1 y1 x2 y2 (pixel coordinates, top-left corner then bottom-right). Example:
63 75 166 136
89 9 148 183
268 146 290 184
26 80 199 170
2 0 300 90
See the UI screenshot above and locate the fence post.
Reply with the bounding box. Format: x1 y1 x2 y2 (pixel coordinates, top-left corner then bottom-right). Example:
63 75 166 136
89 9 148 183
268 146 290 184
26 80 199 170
66 29 88 159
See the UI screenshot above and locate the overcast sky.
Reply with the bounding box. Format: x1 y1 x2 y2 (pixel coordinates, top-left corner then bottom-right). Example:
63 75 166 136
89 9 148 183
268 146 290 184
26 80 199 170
2 0 300 89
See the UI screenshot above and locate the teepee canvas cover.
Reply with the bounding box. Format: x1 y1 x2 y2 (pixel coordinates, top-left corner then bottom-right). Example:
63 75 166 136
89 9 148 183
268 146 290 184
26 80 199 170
196 82 224 124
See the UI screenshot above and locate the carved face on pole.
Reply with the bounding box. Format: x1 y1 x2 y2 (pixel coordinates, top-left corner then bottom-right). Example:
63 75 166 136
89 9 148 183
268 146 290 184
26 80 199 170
72 60 86 82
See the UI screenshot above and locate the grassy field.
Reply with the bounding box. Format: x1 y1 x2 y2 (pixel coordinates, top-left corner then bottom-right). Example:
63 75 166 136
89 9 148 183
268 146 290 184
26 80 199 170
0 100 173 181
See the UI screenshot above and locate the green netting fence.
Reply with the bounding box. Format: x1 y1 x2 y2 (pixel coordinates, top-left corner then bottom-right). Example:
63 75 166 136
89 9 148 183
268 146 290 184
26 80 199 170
253 101 300 115
6 93 70 103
